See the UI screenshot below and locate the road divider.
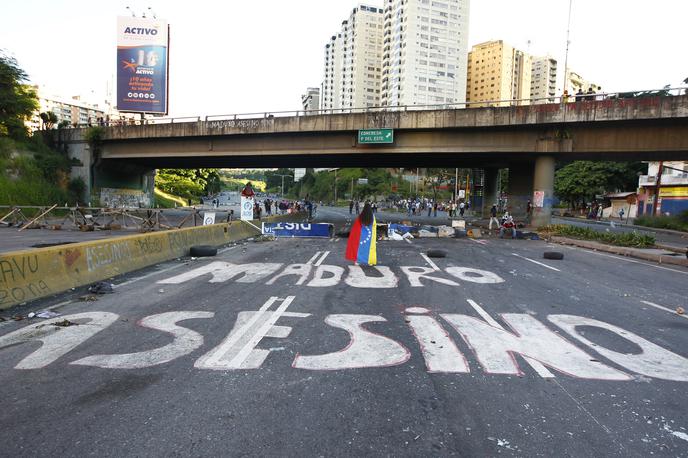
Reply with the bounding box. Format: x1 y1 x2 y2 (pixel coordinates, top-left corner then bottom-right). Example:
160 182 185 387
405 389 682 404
0 214 304 309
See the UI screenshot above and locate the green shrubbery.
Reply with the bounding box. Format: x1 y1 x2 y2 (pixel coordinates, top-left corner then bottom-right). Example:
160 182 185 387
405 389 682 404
0 137 76 206
633 211 688 232
540 224 656 248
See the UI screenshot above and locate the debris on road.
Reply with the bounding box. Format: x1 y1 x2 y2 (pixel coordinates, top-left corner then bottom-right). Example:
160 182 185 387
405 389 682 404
677 307 685 315
254 234 276 242
78 294 99 302
189 245 218 257
88 282 114 294
427 249 447 258
543 251 565 260
36 311 60 319
53 319 76 327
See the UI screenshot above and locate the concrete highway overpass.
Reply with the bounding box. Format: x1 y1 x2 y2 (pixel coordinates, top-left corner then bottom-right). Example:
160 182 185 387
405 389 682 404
55 95 688 226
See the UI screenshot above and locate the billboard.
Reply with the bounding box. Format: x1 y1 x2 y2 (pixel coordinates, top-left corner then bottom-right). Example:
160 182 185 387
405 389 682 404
116 16 169 114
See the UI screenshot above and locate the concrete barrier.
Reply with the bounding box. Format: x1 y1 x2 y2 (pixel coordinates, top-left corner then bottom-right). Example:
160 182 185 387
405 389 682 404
0 214 304 309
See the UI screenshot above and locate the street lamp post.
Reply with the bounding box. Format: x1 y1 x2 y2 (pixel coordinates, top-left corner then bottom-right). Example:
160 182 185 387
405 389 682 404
275 174 293 198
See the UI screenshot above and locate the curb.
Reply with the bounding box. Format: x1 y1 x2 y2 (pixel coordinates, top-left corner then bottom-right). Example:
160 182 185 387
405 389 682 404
0 213 304 310
550 236 688 267
553 216 688 237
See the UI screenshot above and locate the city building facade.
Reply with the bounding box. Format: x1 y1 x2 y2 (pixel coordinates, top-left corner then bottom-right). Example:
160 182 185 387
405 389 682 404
27 87 107 131
565 70 600 96
637 161 688 216
530 56 558 104
466 40 531 107
380 0 470 108
321 4 384 110
301 87 321 112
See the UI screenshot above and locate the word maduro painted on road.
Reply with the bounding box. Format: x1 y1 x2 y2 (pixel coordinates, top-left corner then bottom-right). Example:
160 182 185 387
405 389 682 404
157 262 505 287
1 297 686 382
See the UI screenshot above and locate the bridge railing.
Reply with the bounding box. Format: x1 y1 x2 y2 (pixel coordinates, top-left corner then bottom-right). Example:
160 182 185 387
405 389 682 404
67 86 686 129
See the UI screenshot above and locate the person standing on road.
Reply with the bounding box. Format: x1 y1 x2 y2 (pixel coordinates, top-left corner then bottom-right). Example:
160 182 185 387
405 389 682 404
459 201 466 217
345 202 377 266
489 204 500 231
433 201 438 217
349 200 354 214
355 200 360 214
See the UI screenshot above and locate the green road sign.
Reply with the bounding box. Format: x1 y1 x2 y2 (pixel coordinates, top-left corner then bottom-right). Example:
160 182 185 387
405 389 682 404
358 129 394 144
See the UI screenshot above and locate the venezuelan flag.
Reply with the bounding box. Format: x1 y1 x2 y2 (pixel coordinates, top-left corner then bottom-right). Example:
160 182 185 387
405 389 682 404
345 216 377 266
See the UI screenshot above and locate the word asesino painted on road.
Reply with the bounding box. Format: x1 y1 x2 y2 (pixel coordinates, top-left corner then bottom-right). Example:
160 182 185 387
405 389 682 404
157 262 505 288
1 297 686 382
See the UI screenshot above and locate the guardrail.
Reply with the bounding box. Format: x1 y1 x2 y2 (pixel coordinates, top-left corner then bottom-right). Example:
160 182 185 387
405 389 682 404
53 86 687 129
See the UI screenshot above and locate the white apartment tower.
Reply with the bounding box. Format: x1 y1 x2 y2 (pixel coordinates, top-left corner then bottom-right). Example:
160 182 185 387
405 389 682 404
530 56 558 104
380 0 470 107
321 5 384 110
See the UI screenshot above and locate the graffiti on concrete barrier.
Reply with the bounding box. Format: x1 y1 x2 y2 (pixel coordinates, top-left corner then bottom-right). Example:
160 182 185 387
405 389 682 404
0 255 47 306
86 241 133 272
135 236 163 256
207 119 270 130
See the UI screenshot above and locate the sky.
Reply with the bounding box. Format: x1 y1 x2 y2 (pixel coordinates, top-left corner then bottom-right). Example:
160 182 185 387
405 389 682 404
1 0 686 117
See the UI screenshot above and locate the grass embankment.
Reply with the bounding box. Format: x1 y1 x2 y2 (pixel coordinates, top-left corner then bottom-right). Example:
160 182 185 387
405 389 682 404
0 137 76 206
154 188 187 208
220 177 266 192
540 224 655 248
634 212 688 233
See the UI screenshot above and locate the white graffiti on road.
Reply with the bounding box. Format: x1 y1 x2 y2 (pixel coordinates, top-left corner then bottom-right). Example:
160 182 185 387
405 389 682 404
293 314 410 370
0 312 118 369
1 300 687 382
196 296 310 370
72 311 214 369
158 262 504 288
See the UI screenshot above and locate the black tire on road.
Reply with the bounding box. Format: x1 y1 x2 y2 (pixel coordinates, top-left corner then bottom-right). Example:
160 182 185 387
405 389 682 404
427 249 447 258
543 251 564 260
190 245 218 257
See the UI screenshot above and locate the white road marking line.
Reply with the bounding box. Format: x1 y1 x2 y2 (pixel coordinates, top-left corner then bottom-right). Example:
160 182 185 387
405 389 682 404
202 296 280 367
511 253 561 272
420 253 440 271
469 238 488 245
314 251 330 266
228 296 295 368
306 252 322 265
640 300 688 320
466 299 555 378
404 237 413 244
585 250 688 276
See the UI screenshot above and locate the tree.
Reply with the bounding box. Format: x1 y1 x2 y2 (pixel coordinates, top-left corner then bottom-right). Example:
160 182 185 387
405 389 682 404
0 52 38 139
39 111 58 130
554 161 645 208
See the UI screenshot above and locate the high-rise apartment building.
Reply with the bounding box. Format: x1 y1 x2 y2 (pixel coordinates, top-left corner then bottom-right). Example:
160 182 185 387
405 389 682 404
566 70 600 95
301 88 320 112
321 5 384 110
466 40 532 107
380 0 470 107
530 56 558 104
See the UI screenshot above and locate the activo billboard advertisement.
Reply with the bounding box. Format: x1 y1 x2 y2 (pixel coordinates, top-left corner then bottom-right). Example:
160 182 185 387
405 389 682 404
117 16 169 114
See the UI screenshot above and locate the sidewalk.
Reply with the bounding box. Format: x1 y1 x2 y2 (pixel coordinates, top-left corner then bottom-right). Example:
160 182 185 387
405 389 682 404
554 215 688 237
551 236 688 268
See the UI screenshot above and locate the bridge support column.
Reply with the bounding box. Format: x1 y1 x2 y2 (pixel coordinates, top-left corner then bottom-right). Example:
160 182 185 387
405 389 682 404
482 168 500 217
532 156 555 227
507 163 534 219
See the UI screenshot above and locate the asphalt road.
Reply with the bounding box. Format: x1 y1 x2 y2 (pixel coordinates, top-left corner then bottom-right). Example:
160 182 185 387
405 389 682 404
1 209 687 457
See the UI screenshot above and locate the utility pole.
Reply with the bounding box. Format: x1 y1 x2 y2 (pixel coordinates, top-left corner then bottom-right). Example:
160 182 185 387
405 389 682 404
454 168 459 202
563 0 573 96
334 169 337 204
652 161 664 216
276 174 293 198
